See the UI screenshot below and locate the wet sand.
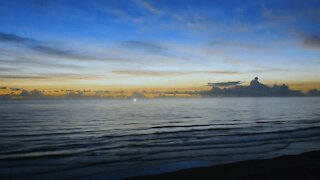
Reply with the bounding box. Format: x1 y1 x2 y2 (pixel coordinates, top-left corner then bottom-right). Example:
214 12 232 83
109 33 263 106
128 150 320 180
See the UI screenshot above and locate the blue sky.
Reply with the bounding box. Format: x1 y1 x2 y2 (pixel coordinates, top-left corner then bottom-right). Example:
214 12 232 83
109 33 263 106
0 0 319 89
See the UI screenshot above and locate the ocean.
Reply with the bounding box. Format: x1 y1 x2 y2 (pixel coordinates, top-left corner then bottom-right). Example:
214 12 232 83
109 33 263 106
1 97 320 179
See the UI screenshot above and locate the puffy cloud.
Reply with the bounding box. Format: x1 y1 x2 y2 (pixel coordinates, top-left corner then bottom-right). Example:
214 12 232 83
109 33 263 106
18 89 44 98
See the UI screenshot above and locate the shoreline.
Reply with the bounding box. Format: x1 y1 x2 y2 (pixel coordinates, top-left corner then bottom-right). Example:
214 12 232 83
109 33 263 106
128 150 320 180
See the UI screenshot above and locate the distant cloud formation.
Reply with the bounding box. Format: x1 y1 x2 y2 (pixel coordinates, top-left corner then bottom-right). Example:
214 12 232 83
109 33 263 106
202 77 305 97
0 79 319 100
10 87 22 91
19 89 44 98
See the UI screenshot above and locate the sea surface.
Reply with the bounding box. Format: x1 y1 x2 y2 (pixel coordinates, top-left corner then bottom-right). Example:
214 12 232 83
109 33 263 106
1 97 320 179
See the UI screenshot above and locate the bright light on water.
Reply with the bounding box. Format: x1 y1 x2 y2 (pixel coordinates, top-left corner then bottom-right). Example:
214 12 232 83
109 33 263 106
133 98 137 102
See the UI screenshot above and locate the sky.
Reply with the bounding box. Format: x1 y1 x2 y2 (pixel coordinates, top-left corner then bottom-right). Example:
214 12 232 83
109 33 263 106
0 0 320 91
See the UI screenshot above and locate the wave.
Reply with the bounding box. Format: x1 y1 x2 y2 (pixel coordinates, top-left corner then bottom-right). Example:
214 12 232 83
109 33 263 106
1 126 320 162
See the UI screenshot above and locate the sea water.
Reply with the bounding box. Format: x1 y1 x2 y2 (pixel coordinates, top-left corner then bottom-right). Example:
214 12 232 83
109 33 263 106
1 97 320 179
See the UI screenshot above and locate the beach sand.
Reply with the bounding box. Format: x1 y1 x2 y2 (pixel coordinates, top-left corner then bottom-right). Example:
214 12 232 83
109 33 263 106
128 150 320 180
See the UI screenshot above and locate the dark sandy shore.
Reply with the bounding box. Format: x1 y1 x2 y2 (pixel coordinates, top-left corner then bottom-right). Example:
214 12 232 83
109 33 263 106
128 150 320 180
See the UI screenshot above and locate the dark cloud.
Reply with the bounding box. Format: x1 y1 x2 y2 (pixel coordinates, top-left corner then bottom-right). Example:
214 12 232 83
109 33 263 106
10 87 22 91
121 40 167 54
0 32 35 44
0 32 94 60
19 89 44 98
207 81 242 87
287 29 320 50
202 77 303 97
303 33 320 49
